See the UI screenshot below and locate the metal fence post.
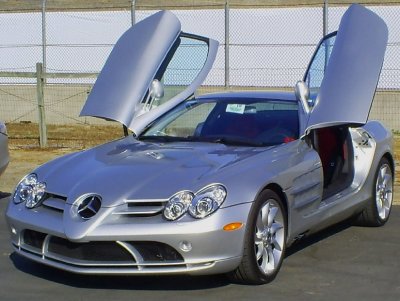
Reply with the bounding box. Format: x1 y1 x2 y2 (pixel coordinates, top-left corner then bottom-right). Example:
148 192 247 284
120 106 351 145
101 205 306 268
36 63 47 147
224 0 230 89
42 0 47 76
323 0 328 36
323 0 329 72
131 0 136 26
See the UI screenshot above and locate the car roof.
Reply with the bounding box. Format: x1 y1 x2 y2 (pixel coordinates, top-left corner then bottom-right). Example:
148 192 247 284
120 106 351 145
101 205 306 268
196 90 297 102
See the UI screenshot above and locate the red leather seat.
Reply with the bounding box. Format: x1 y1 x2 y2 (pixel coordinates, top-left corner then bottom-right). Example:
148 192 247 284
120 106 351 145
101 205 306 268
316 127 342 186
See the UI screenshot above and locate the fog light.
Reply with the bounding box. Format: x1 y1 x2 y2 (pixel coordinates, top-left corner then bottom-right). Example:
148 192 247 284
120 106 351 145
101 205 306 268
223 222 243 231
179 241 192 252
11 226 17 235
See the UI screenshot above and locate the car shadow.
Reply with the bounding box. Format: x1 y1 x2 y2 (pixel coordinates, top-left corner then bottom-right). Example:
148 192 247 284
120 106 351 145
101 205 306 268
0 191 11 198
285 218 353 257
9 253 230 290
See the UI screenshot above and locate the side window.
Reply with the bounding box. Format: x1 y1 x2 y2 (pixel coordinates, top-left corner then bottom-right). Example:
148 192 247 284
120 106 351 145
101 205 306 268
304 34 336 95
148 35 210 108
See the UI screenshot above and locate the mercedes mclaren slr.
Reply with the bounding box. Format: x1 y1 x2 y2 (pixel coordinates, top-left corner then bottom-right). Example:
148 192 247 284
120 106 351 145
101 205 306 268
6 4 394 284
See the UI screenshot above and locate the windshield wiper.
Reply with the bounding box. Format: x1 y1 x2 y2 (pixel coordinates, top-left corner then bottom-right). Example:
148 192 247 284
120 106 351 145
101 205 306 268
138 135 192 142
138 135 272 147
196 136 272 147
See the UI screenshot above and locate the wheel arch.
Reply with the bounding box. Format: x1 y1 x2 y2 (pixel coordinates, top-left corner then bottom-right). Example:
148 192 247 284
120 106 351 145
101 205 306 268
258 183 294 243
262 183 288 215
382 152 395 176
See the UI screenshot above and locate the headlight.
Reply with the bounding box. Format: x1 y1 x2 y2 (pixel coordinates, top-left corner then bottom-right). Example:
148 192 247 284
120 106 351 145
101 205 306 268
189 185 227 219
163 191 194 221
13 173 46 209
163 184 227 221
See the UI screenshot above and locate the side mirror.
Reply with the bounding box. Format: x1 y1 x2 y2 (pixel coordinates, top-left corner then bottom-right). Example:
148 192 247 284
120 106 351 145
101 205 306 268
150 79 164 99
295 80 311 114
137 79 165 117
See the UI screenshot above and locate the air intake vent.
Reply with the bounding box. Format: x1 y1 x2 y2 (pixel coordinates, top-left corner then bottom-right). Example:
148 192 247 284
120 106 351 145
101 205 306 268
48 237 133 262
19 230 184 269
113 199 167 217
42 193 67 212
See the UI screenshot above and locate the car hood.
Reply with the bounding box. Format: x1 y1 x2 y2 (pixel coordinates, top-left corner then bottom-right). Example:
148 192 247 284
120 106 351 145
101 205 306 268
35 137 269 207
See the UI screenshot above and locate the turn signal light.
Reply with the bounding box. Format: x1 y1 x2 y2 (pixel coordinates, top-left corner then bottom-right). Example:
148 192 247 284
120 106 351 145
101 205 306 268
223 222 243 231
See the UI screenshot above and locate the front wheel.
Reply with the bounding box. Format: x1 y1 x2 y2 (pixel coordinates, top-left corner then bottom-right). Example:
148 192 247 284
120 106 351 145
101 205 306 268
357 157 393 227
228 189 287 284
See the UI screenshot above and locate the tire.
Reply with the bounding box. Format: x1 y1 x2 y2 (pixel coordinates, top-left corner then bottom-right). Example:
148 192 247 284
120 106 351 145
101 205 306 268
228 189 287 284
357 157 393 227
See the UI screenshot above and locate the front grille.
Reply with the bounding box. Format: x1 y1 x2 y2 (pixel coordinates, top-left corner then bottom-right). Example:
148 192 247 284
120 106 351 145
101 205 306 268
19 230 184 269
41 195 166 217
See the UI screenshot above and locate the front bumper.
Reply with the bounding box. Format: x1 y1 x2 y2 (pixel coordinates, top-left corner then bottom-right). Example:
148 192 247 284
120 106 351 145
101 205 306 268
6 200 252 275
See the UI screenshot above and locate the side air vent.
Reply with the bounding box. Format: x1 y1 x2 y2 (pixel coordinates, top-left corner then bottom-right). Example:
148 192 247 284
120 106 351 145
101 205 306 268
113 199 167 217
42 193 67 212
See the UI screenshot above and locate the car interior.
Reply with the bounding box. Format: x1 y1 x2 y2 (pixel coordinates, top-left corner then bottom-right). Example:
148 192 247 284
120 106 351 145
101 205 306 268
310 126 354 198
199 103 299 145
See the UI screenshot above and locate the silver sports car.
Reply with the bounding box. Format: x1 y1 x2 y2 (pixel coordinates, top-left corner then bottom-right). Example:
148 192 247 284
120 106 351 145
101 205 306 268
6 4 394 284
0 121 9 179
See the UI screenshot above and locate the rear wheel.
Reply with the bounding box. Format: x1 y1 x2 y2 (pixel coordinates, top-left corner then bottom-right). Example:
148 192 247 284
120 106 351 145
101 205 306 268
357 157 393 226
228 189 287 284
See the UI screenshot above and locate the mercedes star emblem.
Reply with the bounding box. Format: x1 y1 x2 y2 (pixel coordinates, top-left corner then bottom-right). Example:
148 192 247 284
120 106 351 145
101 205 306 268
77 195 102 219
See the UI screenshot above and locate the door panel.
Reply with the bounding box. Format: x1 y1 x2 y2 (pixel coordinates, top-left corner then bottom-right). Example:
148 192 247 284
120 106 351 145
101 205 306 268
286 141 324 238
80 11 219 134
80 11 181 126
304 4 388 133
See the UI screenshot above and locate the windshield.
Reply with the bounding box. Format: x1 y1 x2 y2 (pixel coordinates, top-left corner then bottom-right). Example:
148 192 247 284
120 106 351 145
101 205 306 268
139 98 299 146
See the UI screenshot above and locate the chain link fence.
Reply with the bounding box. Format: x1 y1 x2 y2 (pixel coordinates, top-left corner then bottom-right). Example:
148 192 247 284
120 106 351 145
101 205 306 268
0 0 400 147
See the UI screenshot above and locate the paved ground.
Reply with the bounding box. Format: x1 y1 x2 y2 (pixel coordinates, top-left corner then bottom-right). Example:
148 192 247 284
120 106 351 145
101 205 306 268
0 197 399 301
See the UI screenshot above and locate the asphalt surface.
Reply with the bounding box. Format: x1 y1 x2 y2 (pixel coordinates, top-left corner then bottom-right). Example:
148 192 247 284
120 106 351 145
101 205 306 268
1 196 399 301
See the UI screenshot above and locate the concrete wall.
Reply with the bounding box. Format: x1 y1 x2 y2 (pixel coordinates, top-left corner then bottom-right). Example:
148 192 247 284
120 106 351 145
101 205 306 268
370 91 400 132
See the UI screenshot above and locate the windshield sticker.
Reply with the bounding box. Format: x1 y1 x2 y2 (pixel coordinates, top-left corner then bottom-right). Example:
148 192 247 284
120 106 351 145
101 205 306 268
226 104 245 114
